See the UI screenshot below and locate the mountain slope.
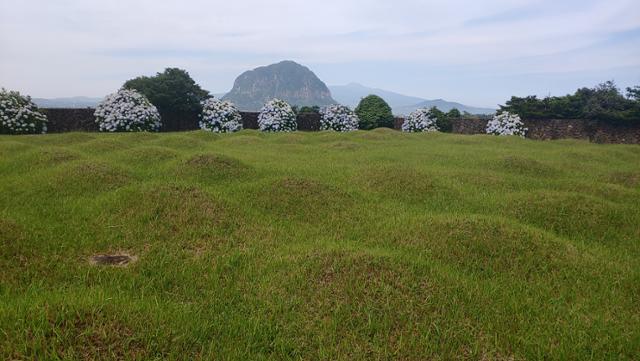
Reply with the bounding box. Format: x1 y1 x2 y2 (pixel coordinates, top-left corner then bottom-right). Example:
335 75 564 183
223 61 337 111
394 100 496 116
329 83 495 115
329 83 424 109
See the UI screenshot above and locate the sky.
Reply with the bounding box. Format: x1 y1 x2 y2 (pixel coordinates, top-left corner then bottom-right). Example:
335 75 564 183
1 0 639 107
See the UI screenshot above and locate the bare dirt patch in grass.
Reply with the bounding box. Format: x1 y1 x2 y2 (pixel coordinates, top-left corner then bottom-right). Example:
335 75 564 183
89 253 137 266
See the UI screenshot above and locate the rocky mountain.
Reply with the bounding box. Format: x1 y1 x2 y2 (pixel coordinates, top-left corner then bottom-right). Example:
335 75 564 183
329 83 495 115
32 96 103 108
222 61 336 111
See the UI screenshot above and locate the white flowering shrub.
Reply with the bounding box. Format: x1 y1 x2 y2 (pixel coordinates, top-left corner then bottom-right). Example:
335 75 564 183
486 112 527 137
0 88 48 134
94 89 161 132
402 108 439 132
258 99 297 132
320 105 359 132
199 98 243 133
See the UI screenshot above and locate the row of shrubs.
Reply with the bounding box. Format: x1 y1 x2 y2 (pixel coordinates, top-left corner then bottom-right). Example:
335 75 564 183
0 87 526 137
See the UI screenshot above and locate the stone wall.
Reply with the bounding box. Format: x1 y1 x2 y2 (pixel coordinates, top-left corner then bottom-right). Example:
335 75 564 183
42 108 98 133
397 117 640 144
39 108 640 144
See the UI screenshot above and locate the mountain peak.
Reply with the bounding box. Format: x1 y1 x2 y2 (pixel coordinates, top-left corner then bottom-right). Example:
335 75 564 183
223 61 336 111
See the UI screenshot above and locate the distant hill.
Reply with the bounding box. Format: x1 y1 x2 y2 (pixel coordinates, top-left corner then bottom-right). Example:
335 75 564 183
33 96 102 108
394 100 495 116
223 61 337 111
329 83 495 115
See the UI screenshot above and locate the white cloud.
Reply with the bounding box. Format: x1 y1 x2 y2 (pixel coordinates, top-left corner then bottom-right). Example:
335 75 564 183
0 0 638 104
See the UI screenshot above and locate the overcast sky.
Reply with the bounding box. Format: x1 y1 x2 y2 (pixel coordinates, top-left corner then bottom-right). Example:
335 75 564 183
1 0 639 107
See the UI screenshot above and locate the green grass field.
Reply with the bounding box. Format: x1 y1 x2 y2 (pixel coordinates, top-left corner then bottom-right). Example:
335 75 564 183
1 130 639 360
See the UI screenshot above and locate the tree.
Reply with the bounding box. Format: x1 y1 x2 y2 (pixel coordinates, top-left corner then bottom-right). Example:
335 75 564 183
499 81 639 124
293 105 320 115
425 106 457 132
446 108 461 119
626 86 640 101
124 68 210 130
355 95 394 129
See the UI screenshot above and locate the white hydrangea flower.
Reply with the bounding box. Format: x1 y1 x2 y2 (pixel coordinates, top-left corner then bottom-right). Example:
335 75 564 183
199 98 243 133
258 99 297 132
486 112 527 137
402 108 439 132
0 88 48 134
320 105 359 132
94 89 161 132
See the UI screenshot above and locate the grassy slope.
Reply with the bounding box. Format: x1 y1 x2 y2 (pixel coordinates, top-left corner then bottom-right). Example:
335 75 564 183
0 130 638 360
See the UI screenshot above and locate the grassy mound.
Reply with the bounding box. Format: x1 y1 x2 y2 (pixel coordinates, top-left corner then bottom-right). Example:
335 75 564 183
0 130 639 360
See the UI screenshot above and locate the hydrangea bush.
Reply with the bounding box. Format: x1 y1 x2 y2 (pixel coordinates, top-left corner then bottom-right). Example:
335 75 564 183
320 105 359 132
0 88 48 134
199 98 243 133
258 99 297 132
94 89 161 132
486 112 527 137
402 108 439 132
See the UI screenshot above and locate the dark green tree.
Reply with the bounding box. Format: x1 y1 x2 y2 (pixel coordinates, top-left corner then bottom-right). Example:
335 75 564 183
626 86 640 101
355 95 394 129
446 108 461 119
427 106 454 132
124 68 210 130
294 105 320 115
499 81 639 124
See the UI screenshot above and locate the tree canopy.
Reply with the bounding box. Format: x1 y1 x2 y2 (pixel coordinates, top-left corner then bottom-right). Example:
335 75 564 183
123 68 210 130
499 81 640 124
355 95 394 129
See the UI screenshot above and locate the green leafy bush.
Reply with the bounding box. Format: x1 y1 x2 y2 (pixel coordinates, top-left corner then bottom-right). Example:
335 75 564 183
500 81 640 124
355 95 394 129
293 105 321 115
0 88 48 134
124 68 210 130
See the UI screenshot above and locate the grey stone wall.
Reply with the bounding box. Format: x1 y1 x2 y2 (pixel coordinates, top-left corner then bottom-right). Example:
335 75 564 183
39 108 640 144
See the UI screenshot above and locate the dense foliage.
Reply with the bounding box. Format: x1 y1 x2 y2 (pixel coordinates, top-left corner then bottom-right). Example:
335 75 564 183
124 68 210 129
258 99 297 132
0 88 48 134
402 108 439 132
293 105 321 115
486 112 527 137
199 98 243 133
500 81 640 123
320 105 359 132
355 95 394 129
425 107 462 132
94 89 161 132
